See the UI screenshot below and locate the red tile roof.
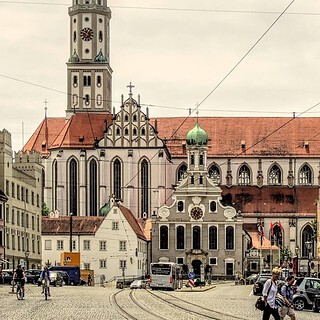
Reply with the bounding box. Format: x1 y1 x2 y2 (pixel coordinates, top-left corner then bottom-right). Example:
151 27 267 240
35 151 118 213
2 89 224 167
42 216 105 235
119 205 147 240
151 117 320 157
221 186 318 215
24 113 112 156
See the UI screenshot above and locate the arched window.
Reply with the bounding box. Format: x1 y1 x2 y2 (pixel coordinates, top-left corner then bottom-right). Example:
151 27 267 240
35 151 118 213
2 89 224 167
133 114 137 122
190 154 195 165
177 201 184 212
99 31 103 42
97 75 102 87
133 128 137 135
84 75 91 87
140 159 149 217
199 154 204 165
141 128 146 135
89 159 98 216
160 226 168 249
69 159 78 215
209 201 217 212
73 31 76 42
177 164 187 182
193 226 201 249
226 226 234 250
124 128 129 135
238 164 250 186
209 226 217 250
299 164 312 185
176 226 185 249
113 159 121 200
301 225 314 257
73 75 78 87
124 114 129 122
272 224 283 247
116 128 120 136
269 164 282 185
208 164 221 185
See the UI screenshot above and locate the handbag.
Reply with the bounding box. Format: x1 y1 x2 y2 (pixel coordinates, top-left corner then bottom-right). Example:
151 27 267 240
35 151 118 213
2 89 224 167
275 293 286 307
255 280 272 311
255 297 266 311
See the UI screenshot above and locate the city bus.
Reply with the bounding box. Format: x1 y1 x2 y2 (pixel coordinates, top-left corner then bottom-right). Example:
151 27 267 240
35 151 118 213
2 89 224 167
149 262 181 290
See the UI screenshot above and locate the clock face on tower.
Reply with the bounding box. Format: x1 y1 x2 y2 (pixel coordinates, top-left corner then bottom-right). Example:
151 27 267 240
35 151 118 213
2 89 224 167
190 207 203 220
80 28 94 41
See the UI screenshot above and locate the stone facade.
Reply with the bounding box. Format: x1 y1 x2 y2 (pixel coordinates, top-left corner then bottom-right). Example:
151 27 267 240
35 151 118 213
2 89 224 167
0 129 43 269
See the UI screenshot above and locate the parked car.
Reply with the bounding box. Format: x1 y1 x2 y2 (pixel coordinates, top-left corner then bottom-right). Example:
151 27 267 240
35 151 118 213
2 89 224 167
293 277 320 311
246 273 259 285
130 280 146 289
252 274 271 296
25 269 41 284
1 270 14 284
37 270 69 287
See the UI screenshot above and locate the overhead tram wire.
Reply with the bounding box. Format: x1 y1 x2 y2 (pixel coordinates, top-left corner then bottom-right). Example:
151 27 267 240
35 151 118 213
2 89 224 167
1 72 315 116
0 0 319 16
113 0 296 193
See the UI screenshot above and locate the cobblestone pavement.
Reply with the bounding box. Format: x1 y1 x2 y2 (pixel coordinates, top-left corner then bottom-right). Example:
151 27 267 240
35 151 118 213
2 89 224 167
0 283 319 320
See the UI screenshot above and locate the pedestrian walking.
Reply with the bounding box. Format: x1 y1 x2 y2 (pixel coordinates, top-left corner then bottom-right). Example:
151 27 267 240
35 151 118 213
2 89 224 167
87 274 92 286
279 275 296 320
262 268 281 320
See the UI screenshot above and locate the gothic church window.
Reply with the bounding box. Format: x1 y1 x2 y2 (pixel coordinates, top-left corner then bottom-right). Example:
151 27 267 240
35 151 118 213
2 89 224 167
124 128 128 135
176 226 185 249
238 164 250 186
301 225 314 257
116 128 120 136
133 114 137 122
193 226 201 249
208 164 221 185
113 159 122 200
226 226 234 250
140 159 149 217
269 164 282 185
141 128 145 136
69 159 78 215
299 164 312 185
209 226 217 250
177 164 187 182
89 159 98 216
160 226 168 249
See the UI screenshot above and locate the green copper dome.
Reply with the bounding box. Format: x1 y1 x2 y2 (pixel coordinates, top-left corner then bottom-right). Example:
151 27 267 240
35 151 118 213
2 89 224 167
186 121 208 146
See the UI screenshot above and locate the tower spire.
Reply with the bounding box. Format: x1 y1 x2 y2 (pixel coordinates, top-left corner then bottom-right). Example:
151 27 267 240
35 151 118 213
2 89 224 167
127 82 135 98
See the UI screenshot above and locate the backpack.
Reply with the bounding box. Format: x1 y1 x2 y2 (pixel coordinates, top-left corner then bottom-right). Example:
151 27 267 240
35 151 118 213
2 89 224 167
275 282 288 307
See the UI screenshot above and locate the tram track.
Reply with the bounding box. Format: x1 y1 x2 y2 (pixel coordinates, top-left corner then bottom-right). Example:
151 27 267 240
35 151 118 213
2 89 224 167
147 290 248 320
111 289 167 320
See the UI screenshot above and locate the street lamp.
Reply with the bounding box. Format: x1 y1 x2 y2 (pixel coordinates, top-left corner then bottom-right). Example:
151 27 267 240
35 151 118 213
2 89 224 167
295 246 300 276
69 212 73 252
305 241 312 277
25 250 30 270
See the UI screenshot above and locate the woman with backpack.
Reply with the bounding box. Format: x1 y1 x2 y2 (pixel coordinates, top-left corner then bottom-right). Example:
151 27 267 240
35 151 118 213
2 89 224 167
262 268 281 320
279 275 296 320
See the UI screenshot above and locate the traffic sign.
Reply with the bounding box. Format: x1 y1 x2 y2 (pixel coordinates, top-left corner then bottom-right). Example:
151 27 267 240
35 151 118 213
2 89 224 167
188 272 195 279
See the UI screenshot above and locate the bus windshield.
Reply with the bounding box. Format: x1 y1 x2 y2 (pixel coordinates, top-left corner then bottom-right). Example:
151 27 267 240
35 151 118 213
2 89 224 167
151 264 171 275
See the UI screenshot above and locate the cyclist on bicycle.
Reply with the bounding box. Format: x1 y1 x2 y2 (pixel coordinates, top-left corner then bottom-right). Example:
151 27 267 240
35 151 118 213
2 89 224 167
13 264 26 298
40 266 51 296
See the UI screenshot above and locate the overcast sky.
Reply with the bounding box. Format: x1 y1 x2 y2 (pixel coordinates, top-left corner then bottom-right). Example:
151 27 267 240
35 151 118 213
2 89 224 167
0 0 320 151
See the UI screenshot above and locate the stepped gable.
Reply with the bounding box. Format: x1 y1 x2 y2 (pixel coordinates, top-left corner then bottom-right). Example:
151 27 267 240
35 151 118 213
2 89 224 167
151 117 320 157
221 186 318 215
42 216 105 235
118 205 147 241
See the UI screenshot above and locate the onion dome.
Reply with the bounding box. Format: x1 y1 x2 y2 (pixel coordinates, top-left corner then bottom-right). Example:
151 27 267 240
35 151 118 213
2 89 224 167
69 49 80 63
99 202 110 216
186 120 208 146
94 49 107 63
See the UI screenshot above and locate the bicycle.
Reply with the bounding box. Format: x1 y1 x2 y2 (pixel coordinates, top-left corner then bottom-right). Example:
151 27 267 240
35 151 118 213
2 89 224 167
15 280 24 300
43 280 50 300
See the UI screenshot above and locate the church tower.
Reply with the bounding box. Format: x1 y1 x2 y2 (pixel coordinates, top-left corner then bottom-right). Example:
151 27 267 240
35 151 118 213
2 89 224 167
66 0 112 116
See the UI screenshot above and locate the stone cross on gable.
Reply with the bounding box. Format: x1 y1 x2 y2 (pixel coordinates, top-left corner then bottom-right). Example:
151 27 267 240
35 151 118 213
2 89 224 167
127 82 135 97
